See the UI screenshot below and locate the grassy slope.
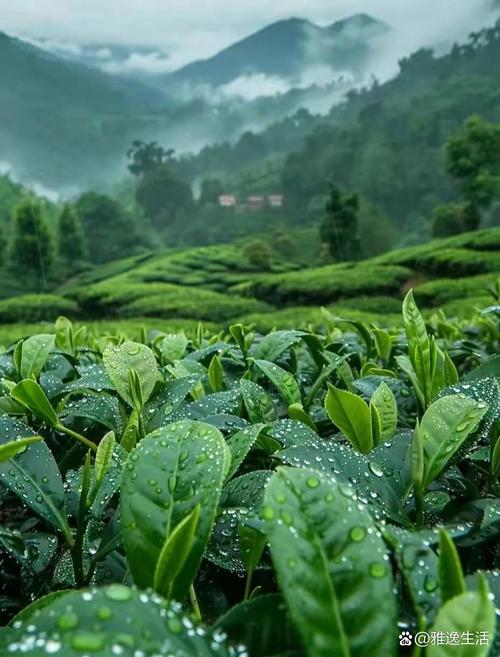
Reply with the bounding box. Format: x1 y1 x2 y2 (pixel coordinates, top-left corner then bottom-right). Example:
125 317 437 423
0 227 498 343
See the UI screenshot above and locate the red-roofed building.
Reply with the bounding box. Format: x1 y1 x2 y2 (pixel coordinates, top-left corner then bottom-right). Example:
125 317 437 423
218 194 237 207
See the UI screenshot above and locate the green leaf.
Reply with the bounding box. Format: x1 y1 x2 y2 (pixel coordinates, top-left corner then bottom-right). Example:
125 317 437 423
19 334 55 380
370 382 397 443
103 341 159 408
0 435 43 462
267 418 320 449
262 466 397 657
250 330 304 361
1 585 235 656
214 594 300 657
372 328 392 361
120 407 139 451
428 575 495 657
383 526 441 624
157 331 189 363
120 420 227 599
254 359 301 406
146 376 200 431
13 339 22 376
11 379 58 427
225 424 264 481
127 368 144 410
492 436 500 476
154 504 200 599
411 421 425 490
277 441 408 524
0 416 71 542
464 354 500 381
240 379 276 423
229 323 247 355
95 431 116 484
59 393 123 434
208 354 224 392
287 402 317 431
439 529 466 603
324 384 373 454
55 315 74 354
238 523 266 590
205 470 271 572
396 354 424 408
420 395 488 488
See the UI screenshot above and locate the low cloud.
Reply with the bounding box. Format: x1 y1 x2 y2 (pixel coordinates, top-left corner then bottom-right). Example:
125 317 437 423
219 74 291 101
100 51 172 75
0 160 61 202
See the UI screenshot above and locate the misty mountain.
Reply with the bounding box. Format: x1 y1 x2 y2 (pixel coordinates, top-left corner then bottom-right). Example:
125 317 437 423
0 31 164 112
0 30 172 189
0 15 389 191
166 14 389 91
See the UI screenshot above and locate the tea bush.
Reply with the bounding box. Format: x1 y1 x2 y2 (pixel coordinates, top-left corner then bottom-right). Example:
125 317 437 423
72 281 270 321
239 264 411 305
0 294 79 323
0 293 498 656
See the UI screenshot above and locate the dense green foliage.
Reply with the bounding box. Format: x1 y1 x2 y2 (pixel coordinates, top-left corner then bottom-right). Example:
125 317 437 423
9 200 53 285
175 21 500 247
75 192 149 265
319 185 361 261
57 206 87 271
0 292 498 655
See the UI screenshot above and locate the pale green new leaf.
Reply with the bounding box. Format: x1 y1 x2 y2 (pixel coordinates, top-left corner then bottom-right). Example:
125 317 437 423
428 575 495 657
370 382 397 443
11 379 58 427
154 504 200 599
325 384 373 453
439 529 466 603
208 354 224 392
20 334 55 380
95 430 116 483
420 395 488 488
103 341 159 408
0 435 43 463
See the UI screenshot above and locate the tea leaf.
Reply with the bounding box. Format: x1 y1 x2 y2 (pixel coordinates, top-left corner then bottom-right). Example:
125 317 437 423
262 467 397 657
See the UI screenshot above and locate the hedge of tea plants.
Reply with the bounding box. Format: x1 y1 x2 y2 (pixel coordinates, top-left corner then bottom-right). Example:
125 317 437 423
0 292 498 656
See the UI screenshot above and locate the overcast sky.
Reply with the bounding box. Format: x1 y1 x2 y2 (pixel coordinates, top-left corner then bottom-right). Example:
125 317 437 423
2 0 497 71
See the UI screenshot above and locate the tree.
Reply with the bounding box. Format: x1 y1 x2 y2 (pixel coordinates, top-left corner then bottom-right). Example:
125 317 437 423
199 178 223 206
10 199 53 284
127 141 175 177
58 205 87 268
75 192 148 264
243 240 272 269
320 185 361 262
445 115 500 226
431 203 465 238
358 201 396 257
431 202 480 238
135 165 193 231
127 141 193 231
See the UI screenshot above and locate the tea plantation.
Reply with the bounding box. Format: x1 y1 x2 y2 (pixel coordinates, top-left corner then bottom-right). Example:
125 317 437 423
0 287 498 656
0 227 498 343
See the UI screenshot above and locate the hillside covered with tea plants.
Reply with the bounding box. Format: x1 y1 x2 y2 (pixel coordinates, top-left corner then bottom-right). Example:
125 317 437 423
0 226 497 344
0 290 498 656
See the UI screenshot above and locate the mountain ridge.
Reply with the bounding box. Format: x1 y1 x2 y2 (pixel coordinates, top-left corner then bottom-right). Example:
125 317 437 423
166 13 389 89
